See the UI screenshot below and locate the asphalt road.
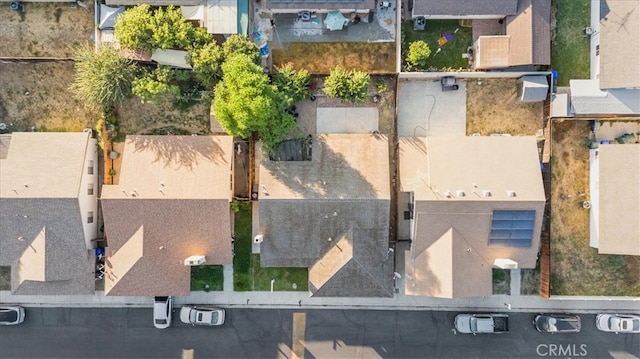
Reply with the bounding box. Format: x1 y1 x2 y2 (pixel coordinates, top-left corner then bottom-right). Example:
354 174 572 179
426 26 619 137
0 308 638 358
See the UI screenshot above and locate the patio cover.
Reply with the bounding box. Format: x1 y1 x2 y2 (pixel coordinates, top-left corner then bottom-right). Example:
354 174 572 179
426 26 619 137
151 49 192 69
325 11 348 31
99 5 125 30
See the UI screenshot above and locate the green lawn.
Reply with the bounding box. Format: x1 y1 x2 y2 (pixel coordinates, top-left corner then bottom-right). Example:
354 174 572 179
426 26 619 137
401 20 472 71
190 265 224 291
233 205 308 291
551 0 591 86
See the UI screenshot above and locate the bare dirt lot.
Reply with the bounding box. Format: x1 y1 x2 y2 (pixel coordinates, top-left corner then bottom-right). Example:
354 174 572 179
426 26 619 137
466 78 544 136
117 96 212 136
550 120 640 296
0 3 94 58
0 62 98 132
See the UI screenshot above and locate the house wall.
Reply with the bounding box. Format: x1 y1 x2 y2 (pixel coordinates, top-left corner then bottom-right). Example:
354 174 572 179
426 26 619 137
78 135 99 250
412 199 545 268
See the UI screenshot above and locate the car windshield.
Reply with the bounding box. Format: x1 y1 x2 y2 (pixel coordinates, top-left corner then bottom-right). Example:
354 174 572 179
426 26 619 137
0 311 17 322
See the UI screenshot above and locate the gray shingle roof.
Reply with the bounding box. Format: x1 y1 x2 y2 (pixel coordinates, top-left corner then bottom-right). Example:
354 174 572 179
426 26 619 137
258 134 392 297
412 0 518 17
105 0 204 5
570 80 640 115
0 132 96 295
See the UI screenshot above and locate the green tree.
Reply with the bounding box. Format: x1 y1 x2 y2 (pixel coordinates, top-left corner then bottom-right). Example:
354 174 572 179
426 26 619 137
115 5 212 52
272 63 310 106
114 4 154 52
323 67 370 103
406 40 432 69
222 35 260 64
214 54 295 152
132 66 181 104
69 45 137 110
188 41 224 89
151 6 195 50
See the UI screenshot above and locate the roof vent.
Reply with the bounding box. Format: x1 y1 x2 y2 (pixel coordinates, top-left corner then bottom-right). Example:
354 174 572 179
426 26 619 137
455 190 465 197
253 234 264 244
184 255 206 266
507 190 517 198
444 191 452 198
482 190 492 197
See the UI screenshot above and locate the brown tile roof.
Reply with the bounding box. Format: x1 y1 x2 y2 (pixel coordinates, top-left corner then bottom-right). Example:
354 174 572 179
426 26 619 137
506 0 551 66
101 135 234 296
596 144 640 255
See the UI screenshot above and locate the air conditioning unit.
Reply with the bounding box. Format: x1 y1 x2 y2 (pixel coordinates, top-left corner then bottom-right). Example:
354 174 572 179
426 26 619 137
184 255 206 266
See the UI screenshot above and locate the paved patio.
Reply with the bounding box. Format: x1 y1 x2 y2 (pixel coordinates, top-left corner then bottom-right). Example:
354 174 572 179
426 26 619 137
316 107 379 133
397 78 467 137
264 9 395 43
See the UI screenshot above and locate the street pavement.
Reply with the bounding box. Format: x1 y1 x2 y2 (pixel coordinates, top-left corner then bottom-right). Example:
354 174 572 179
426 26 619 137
0 308 637 358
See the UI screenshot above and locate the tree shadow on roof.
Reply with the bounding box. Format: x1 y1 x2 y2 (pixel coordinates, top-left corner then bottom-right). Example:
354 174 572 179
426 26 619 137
128 135 228 170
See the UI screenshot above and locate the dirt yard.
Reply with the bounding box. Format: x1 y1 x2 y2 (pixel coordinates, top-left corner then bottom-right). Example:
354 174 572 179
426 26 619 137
117 96 212 136
0 62 98 132
0 2 94 58
550 120 640 296
466 78 544 136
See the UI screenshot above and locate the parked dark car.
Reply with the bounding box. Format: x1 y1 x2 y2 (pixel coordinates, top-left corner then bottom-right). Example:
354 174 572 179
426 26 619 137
534 314 581 333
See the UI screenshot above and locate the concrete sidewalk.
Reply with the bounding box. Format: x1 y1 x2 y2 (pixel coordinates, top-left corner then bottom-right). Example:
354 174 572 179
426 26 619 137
2 290 638 313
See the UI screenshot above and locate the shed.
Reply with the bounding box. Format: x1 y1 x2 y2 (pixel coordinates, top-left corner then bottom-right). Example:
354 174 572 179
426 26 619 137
517 75 549 102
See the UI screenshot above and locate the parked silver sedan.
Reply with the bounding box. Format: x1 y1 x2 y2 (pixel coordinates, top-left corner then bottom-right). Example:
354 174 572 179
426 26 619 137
0 306 25 325
596 314 640 333
180 306 225 326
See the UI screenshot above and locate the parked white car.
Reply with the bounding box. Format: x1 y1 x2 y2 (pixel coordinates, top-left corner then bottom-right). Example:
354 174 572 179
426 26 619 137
153 296 173 329
596 314 640 333
180 306 225 326
0 306 25 325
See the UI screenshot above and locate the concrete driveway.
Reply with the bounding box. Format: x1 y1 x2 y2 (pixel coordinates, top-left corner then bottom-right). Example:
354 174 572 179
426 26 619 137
397 78 467 137
316 107 379 134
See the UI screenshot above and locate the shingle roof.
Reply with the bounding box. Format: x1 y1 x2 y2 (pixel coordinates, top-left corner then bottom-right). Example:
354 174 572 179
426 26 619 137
0 132 91 199
412 0 518 17
264 0 375 12
570 79 640 115
599 0 640 89
101 135 234 296
0 132 96 295
596 144 640 255
258 134 392 297
506 0 551 66
399 137 546 298
309 228 393 297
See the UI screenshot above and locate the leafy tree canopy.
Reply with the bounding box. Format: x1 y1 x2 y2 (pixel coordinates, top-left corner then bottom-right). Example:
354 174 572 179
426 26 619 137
69 45 137 110
221 35 260 64
272 63 310 106
115 5 212 53
132 65 182 104
406 40 432 69
214 54 295 152
323 67 370 104
187 41 224 89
